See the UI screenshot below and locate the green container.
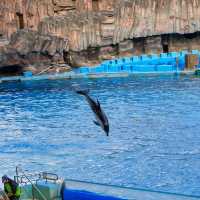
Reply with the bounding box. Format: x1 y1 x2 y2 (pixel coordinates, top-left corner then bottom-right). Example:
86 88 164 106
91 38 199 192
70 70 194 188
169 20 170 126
20 181 63 200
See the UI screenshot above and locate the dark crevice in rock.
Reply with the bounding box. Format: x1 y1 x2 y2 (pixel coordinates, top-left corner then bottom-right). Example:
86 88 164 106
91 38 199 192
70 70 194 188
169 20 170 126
0 64 23 77
16 12 24 29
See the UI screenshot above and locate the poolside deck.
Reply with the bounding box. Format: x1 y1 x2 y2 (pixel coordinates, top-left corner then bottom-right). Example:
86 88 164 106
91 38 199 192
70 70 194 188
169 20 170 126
0 70 196 84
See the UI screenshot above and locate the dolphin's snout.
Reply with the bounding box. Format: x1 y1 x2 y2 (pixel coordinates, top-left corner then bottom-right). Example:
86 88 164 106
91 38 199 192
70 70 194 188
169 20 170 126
104 125 109 136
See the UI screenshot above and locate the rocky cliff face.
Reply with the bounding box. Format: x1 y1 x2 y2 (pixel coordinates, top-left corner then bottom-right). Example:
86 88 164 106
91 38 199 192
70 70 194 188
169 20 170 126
0 30 69 73
1 0 200 72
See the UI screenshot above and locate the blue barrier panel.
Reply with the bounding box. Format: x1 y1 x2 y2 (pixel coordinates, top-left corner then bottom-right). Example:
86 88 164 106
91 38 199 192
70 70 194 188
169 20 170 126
104 60 115 67
103 64 109 72
102 60 110 66
130 56 139 61
132 65 156 72
180 50 189 55
130 56 141 64
80 67 89 74
125 65 132 71
157 57 177 66
113 60 118 65
160 53 168 58
123 57 132 64
192 50 199 54
147 58 160 65
156 65 174 72
172 65 178 71
119 65 132 71
178 56 186 70
167 58 177 65
89 67 97 73
135 60 148 65
97 66 105 73
150 54 159 59
169 62 177 67
78 50 191 74
104 61 111 67
129 57 134 63
23 71 33 77
109 65 120 72
168 52 179 57
131 60 142 65
73 68 81 73
119 65 124 71
157 58 171 65
141 54 150 60
117 59 123 65
111 60 121 67
89 66 104 73
117 58 132 65
116 58 128 65
63 189 124 200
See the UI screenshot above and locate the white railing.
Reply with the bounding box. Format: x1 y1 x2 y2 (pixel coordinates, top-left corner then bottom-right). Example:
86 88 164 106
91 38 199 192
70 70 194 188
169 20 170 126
15 166 48 200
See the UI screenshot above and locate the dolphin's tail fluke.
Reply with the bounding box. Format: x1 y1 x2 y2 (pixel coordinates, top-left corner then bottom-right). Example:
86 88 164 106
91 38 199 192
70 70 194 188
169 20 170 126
76 89 89 96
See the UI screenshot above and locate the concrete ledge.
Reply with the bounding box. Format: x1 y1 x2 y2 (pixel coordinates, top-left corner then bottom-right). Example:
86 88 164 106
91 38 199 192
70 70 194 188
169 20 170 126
0 70 196 83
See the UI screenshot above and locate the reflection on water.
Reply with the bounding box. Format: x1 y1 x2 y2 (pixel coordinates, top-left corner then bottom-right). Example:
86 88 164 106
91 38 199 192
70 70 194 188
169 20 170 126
0 75 200 196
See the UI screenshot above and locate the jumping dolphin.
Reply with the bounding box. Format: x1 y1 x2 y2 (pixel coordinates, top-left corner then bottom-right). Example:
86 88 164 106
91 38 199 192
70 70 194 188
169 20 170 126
76 90 109 136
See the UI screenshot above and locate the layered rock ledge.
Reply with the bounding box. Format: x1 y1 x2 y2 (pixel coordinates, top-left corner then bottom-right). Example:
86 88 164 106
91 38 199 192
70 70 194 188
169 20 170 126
1 0 200 74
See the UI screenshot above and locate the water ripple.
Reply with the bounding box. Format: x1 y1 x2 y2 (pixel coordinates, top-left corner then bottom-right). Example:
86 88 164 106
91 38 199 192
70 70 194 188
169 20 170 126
0 76 200 196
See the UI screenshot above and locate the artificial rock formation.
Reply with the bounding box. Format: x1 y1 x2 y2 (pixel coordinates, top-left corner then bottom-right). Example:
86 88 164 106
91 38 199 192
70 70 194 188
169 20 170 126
0 30 69 75
1 0 200 72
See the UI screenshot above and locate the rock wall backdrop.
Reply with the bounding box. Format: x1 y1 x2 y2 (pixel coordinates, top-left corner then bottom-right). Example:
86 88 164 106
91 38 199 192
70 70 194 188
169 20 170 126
1 0 200 74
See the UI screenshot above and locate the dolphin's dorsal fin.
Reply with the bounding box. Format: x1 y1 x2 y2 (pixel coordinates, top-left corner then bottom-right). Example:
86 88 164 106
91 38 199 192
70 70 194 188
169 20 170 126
76 89 89 96
97 99 101 108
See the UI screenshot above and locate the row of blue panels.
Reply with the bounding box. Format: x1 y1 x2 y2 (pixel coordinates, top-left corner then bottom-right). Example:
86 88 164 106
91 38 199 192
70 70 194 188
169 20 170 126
102 50 199 65
102 57 177 66
76 50 200 74
75 64 177 74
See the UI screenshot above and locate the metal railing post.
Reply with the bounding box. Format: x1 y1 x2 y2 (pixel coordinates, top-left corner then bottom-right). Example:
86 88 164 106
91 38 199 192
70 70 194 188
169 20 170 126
16 166 48 200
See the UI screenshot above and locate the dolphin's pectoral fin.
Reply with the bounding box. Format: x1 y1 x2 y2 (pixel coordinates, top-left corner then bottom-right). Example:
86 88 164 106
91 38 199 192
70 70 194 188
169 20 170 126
93 120 100 126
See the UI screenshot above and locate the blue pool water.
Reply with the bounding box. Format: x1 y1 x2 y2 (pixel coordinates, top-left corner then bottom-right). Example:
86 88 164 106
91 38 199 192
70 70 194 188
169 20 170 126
0 75 200 196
